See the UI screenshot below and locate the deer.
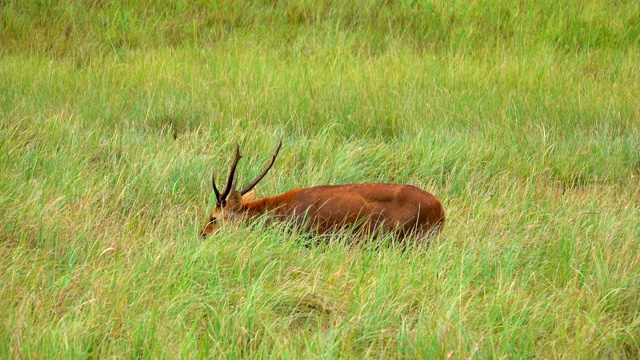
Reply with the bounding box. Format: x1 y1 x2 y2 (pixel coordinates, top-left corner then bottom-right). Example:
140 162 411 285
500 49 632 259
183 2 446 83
200 140 445 240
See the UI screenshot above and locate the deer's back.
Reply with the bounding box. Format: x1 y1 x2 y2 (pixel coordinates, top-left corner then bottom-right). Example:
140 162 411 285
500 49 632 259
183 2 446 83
267 184 445 237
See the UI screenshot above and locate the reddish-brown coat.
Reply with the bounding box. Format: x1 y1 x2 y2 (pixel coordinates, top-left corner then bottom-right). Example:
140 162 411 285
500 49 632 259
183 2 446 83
202 183 445 239
201 141 445 239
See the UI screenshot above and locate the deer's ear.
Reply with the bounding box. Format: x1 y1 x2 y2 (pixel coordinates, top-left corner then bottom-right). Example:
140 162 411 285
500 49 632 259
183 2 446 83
226 190 243 212
242 189 256 203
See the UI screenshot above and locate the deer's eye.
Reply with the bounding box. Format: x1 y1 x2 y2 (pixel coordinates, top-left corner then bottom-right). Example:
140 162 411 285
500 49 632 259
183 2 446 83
209 217 217 224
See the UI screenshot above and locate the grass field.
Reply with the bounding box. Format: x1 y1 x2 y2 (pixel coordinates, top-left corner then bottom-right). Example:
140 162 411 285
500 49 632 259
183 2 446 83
2 1 640 358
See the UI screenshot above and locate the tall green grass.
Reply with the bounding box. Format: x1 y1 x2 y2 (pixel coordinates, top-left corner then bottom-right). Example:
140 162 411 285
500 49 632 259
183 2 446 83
1 1 639 358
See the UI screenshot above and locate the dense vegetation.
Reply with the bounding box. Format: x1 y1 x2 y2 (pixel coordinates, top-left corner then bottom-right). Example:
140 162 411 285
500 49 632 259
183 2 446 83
1 0 639 358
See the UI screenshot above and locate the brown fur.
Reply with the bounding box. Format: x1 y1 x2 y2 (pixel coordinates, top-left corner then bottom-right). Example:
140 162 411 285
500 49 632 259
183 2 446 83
201 183 445 239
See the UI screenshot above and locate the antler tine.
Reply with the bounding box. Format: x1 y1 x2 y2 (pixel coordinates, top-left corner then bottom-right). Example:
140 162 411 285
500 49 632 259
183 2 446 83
212 169 223 206
220 144 243 202
240 139 282 195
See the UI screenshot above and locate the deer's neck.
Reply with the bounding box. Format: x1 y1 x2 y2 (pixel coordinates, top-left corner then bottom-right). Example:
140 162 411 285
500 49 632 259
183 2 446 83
240 191 299 218
241 197 274 218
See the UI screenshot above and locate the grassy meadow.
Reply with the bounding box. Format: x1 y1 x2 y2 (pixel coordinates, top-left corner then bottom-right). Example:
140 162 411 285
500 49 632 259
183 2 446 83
1 0 640 358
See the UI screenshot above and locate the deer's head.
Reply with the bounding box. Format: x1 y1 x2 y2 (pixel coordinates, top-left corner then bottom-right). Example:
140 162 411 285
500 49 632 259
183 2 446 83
200 140 282 238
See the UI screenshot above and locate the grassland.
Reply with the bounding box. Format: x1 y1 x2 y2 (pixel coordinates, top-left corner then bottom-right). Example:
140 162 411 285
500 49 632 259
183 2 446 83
1 0 640 358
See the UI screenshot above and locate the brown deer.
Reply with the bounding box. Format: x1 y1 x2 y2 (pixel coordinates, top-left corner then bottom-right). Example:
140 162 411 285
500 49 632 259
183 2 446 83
201 141 445 239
